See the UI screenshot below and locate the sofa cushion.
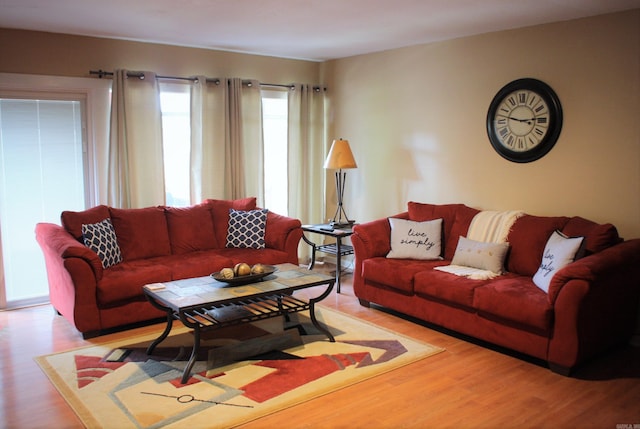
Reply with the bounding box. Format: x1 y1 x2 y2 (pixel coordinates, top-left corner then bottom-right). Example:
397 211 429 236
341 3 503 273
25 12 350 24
61 205 111 241
214 247 292 267
226 209 268 249
473 276 554 334
408 202 460 224
408 202 478 260
362 257 445 294
533 230 585 293
446 205 481 259
562 216 622 255
506 215 570 276
109 206 172 261
414 269 490 308
160 251 234 280
165 203 217 254
97 259 173 306
207 197 257 249
81 218 123 268
387 218 443 260
450 236 510 274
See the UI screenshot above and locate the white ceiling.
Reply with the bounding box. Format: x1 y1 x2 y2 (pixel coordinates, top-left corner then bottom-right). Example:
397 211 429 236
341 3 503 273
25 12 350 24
1 0 639 61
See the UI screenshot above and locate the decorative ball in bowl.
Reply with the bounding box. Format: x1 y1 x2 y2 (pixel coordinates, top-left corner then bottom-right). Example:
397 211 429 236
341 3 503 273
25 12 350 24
211 263 277 285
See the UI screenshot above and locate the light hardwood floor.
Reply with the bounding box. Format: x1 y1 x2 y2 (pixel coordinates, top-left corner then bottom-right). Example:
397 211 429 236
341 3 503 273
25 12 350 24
1 265 639 428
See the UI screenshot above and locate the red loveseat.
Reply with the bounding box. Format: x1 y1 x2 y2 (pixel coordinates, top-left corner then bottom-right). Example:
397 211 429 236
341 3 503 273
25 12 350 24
351 202 640 375
35 198 303 338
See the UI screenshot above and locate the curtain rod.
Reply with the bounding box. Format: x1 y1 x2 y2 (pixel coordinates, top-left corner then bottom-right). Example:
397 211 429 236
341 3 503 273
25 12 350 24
89 69 325 91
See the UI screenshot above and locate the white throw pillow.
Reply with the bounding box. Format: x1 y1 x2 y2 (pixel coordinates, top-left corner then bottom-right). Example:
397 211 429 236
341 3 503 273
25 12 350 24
386 218 443 260
450 236 510 274
533 230 585 293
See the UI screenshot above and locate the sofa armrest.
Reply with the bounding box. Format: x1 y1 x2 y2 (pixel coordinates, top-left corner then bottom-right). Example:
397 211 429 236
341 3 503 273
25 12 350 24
264 211 303 263
35 223 103 332
351 213 408 297
548 239 640 304
547 239 640 369
35 223 104 280
352 212 408 260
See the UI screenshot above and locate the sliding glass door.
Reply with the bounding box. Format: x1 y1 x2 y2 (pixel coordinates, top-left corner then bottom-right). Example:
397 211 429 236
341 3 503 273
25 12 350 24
0 97 88 307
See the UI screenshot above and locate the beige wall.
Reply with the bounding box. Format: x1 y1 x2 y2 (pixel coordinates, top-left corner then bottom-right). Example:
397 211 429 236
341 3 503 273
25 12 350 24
324 10 640 239
0 29 320 84
1 10 639 238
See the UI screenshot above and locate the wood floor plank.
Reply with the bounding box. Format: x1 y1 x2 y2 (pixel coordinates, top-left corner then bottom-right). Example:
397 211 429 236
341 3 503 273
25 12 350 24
1 265 639 428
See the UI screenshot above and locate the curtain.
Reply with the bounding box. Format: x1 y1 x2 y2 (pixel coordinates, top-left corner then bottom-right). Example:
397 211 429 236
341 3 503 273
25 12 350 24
107 70 165 208
190 78 263 205
190 77 227 201
228 78 263 204
288 84 326 262
288 84 326 223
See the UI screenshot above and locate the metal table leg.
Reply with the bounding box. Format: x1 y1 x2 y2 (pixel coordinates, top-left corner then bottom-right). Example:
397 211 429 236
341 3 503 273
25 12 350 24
335 236 342 293
181 325 200 384
309 280 336 342
302 234 317 269
146 298 174 355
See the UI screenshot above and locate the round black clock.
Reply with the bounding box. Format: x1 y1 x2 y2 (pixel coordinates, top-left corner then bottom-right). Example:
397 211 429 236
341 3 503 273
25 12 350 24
486 78 563 163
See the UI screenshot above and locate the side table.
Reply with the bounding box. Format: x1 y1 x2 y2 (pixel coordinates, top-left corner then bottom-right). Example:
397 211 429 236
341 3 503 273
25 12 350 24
301 224 354 293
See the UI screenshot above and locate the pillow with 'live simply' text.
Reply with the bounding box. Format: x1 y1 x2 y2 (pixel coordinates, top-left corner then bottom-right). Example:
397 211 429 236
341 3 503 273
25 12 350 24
387 217 443 260
533 230 585 293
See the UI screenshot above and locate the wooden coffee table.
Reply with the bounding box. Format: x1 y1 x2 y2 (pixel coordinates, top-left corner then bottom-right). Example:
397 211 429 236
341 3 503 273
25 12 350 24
143 263 335 383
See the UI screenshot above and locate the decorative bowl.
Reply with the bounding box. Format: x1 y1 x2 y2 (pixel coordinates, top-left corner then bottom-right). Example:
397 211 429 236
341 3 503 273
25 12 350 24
210 265 277 285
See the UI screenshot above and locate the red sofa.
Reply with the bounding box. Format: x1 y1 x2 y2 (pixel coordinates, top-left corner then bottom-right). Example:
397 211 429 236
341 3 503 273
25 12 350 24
351 202 640 375
35 198 303 338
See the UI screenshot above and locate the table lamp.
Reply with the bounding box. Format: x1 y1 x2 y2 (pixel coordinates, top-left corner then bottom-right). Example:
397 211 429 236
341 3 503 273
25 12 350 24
324 138 357 227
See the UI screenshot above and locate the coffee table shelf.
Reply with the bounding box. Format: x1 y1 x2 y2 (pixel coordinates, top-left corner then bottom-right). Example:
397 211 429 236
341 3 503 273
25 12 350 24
184 295 310 328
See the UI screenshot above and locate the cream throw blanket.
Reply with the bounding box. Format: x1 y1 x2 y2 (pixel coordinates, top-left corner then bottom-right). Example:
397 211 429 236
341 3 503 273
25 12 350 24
467 210 525 243
435 210 524 280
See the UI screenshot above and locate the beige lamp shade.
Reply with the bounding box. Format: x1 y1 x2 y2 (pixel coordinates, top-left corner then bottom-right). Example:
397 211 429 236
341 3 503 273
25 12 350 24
324 139 357 169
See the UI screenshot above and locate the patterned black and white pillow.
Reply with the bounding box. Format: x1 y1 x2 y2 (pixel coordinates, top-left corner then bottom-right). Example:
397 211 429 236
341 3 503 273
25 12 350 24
82 218 123 268
225 209 268 249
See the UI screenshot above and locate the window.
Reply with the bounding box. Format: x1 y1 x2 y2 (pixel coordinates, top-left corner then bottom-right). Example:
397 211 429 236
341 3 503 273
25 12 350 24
158 85 289 214
262 90 288 215
159 83 191 207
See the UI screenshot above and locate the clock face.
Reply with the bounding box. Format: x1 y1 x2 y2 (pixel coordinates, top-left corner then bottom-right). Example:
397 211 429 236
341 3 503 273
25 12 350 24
494 90 550 151
487 78 562 163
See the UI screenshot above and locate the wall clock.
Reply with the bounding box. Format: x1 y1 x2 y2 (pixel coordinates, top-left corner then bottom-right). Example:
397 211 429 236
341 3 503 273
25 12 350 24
486 78 563 163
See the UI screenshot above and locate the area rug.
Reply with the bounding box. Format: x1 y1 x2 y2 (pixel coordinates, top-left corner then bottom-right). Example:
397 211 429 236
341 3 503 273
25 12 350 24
36 306 443 428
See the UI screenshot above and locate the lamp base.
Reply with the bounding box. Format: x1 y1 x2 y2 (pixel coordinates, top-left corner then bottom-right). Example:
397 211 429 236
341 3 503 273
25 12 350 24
329 203 355 228
329 169 355 229
329 219 355 228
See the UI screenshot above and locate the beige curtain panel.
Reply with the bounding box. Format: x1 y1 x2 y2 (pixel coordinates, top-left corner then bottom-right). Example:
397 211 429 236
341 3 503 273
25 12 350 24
108 69 165 208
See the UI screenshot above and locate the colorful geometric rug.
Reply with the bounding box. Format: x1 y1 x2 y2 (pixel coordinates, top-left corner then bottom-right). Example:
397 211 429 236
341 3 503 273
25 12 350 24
36 306 443 428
